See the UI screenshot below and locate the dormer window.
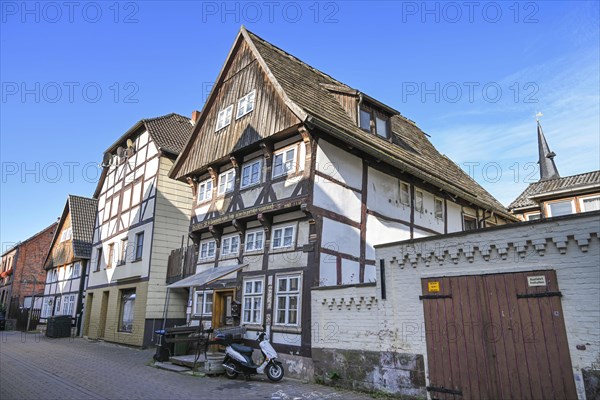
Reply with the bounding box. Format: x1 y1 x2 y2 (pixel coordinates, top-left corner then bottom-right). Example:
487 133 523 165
359 106 390 138
236 90 256 119
216 105 233 131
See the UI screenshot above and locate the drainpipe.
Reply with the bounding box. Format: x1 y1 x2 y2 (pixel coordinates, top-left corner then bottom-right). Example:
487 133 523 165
356 93 364 126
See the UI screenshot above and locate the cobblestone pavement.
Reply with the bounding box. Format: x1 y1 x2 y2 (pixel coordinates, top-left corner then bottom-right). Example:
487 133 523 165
0 331 372 400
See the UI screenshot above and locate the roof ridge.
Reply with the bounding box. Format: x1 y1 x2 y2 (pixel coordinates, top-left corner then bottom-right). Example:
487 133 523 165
142 112 190 123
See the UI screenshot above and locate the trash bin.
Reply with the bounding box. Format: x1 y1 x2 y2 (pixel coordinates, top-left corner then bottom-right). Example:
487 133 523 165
46 315 72 338
153 330 173 362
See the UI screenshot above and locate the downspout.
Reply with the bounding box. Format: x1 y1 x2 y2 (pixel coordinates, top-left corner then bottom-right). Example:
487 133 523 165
356 93 364 126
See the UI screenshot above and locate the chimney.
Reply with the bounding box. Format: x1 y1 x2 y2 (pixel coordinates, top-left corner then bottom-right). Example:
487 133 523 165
191 110 201 125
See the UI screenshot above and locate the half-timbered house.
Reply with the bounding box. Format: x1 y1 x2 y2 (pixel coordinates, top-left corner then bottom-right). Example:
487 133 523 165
168 27 516 377
84 113 193 347
41 195 97 336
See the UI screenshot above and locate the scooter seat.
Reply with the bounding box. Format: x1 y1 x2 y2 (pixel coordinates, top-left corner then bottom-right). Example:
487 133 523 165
230 343 254 354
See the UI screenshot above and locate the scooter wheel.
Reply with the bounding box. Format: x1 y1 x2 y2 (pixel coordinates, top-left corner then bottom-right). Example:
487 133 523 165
223 362 238 379
266 362 284 382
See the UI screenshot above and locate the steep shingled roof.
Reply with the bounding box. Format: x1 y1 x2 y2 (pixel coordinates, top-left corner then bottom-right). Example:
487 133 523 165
245 30 512 218
509 171 600 210
68 195 98 259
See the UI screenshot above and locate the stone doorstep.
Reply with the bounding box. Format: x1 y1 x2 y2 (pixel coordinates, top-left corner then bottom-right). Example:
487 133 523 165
153 362 191 373
169 354 206 368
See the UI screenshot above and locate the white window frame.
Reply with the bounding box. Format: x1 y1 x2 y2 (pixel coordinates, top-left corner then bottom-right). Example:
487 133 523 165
546 200 575 217
272 147 297 179
580 195 600 212
399 181 410 205
200 240 216 259
434 197 444 220
194 291 213 316
215 104 233 131
236 90 256 119
197 178 213 203
526 213 541 221
274 274 301 327
60 227 73 243
242 278 264 325
62 294 75 316
240 159 262 189
415 190 424 213
73 262 81 278
245 230 264 252
271 225 296 250
218 169 236 195
221 234 240 257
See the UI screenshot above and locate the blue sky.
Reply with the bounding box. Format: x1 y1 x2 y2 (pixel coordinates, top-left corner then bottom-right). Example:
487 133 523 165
1 1 599 247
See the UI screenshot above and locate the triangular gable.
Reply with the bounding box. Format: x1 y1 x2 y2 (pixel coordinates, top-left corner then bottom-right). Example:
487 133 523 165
44 199 72 270
170 27 304 180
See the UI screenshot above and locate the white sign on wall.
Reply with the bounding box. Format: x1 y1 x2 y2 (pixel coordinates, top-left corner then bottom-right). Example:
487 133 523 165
527 275 547 287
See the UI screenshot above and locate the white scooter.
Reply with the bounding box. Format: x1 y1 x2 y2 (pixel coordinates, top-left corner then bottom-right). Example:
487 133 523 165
216 330 284 382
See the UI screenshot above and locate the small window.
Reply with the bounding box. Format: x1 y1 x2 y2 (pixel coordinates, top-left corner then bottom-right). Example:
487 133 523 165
120 238 128 265
215 105 233 131
221 235 240 257
527 213 541 221
134 232 144 260
547 200 574 217
200 240 216 259
107 244 115 269
198 179 213 203
236 90 256 119
581 196 600 212
119 289 136 332
60 227 73 243
73 262 81 278
241 159 262 188
434 198 444 220
399 182 410 205
415 190 424 213
218 169 236 195
275 275 300 326
375 116 388 138
95 247 103 272
359 109 371 131
242 279 263 324
272 148 297 178
272 225 295 250
194 291 213 315
463 216 477 231
245 230 264 252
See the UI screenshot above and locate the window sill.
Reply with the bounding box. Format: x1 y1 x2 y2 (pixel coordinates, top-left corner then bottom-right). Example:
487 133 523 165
131 258 143 263
220 254 240 261
270 247 296 255
240 182 261 192
197 199 212 206
271 172 302 183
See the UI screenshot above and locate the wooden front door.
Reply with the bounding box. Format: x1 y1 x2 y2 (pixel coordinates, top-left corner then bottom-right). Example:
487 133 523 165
212 289 235 330
421 270 577 400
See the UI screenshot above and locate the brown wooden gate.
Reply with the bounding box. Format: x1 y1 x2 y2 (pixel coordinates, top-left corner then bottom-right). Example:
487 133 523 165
421 270 577 400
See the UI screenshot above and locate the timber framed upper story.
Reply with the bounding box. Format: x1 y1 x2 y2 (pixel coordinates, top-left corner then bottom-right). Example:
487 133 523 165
89 113 193 290
169 27 517 288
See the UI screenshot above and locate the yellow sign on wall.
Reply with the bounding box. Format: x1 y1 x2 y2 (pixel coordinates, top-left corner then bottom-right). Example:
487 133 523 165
428 281 440 292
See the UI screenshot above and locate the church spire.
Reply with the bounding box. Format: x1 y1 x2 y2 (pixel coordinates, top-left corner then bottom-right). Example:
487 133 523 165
536 113 560 181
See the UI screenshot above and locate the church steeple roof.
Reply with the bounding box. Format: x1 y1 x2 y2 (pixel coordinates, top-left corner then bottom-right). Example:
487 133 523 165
537 120 560 181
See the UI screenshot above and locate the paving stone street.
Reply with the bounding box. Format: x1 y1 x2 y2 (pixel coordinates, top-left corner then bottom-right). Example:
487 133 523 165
0 332 371 400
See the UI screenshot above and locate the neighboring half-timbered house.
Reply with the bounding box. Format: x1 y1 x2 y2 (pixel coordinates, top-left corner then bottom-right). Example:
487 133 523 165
168 27 516 377
84 113 193 347
41 195 97 335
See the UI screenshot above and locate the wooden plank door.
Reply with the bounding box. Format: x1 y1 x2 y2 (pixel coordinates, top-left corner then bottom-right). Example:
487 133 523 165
421 271 577 400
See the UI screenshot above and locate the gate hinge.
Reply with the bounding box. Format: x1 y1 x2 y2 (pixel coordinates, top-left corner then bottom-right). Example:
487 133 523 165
419 294 452 300
517 291 562 299
427 385 462 395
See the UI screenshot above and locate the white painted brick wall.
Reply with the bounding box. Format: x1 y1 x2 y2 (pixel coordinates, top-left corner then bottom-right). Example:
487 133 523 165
312 212 600 399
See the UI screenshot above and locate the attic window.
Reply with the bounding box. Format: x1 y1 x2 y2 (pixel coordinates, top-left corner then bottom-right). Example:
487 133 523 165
359 106 389 138
216 105 233 132
236 90 256 119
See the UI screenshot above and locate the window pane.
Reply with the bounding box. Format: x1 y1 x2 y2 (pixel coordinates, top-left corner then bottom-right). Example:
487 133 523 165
549 201 573 217
273 154 284 177
245 282 252 293
360 109 371 131
255 281 262 293
289 277 299 291
375 117 388 137
278 279 287 292
583 197 600 211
